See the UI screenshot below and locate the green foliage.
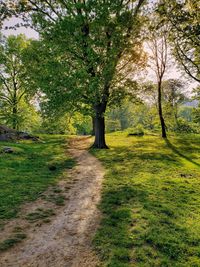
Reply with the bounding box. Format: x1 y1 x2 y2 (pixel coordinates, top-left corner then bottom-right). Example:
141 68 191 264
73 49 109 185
0 135 75 220
106 99 158 133
92 132 200 266
179 106 193 122
22 1 146 129
0 34 39 130
72 112 92 135
127 124 145 136
0 98 41 133
105 91 199 136
40 113 76 135
106 119 121 133
40 111 92 135
193 107 200 124
175 118 199 134
158 0 200 82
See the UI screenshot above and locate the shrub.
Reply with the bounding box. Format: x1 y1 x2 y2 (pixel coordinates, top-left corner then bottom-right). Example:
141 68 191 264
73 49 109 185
127 124 145 136
175 119 199 134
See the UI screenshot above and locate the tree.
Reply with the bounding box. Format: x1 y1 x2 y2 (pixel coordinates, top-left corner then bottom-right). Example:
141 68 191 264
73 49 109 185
0 34 31 130
39 110 91 135
147 25 169 138
19 0 146 148
162 79 186 126
192 86 200 124
158 0 200 83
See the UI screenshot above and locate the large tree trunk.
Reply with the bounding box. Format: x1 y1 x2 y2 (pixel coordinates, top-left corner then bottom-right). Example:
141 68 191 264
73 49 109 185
92 107 108 149
91 116 95 136
158 82 167 138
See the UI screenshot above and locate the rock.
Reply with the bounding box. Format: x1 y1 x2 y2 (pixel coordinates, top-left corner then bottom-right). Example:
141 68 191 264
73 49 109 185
0 125 18 141
0 134 9 141
17 132 39 141
2 147 14 153
0 125 39 142
0 125 16 134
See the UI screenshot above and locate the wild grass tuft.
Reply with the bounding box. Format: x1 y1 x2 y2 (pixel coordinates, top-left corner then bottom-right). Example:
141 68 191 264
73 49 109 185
0 233 27 251
25 208 55 222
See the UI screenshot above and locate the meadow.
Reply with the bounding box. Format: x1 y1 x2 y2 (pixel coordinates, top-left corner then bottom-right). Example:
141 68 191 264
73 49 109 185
1 133 200 266
92 132 200 267
0 135 74 222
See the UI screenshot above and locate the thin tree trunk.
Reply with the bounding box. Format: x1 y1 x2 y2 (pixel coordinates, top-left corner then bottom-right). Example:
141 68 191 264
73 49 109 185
12 82 18 130
174 104 179 126
12 105 17 130
158 81 167 138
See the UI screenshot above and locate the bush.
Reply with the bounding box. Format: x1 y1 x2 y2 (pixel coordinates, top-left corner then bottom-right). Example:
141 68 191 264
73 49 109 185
127 124 145 136
175 119 199 134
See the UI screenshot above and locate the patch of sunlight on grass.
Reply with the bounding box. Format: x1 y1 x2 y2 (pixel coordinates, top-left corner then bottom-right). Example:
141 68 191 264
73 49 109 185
92 133 200 266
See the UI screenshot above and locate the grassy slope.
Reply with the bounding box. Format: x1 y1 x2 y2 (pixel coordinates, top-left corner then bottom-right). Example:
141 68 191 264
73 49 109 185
92 133 200 267
0 135 74 221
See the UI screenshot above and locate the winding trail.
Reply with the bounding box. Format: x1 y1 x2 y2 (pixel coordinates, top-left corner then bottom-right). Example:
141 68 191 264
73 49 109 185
0 137 104 267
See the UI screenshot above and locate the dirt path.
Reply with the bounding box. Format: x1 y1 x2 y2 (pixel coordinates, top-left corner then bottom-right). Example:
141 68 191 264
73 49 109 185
0 137 104 267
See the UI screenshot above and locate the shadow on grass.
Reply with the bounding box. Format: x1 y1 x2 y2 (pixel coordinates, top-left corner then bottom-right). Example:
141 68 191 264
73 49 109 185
93 135 200 266
95 178 200 266
165 138 200 168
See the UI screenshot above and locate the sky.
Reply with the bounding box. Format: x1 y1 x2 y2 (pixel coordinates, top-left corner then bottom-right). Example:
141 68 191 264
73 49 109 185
1 17 198 94
2 17 39 39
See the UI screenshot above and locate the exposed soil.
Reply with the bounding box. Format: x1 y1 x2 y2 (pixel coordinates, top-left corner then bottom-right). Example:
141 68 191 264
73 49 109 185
0 136 104 267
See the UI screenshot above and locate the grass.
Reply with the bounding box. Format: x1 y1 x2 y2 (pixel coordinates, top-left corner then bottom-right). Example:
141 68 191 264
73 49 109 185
42 193 66 206
92 132 200 267
0 135 75 221
25 208 55 222
0 233 27 251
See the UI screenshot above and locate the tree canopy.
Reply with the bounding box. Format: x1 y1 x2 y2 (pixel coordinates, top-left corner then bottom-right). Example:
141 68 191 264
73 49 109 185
158 0 200 83
0 34 35 129
18 0 147 148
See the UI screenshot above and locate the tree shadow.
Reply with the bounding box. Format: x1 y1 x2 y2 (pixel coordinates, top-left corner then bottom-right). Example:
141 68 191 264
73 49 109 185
95 182 200 265
165 138 200 168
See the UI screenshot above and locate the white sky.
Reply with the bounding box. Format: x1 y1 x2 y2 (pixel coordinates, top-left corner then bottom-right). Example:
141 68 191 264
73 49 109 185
2 17 39 39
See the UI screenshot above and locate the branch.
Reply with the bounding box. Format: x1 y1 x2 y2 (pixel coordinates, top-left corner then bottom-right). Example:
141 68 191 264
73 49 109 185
134 0 146 17
28 0 57 22
175 43 200 83
0 73 12 94
0 94 13 105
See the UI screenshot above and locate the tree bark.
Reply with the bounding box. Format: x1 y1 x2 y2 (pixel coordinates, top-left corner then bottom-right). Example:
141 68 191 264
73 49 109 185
91 116 95 136
158 81 167 138
174 104 179 127
12 105 17 130
12 81 18 130
92 107 108 149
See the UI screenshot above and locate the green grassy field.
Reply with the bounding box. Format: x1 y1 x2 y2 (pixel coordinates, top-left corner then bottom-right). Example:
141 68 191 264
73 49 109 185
92 133 200 267
0 135 74 221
